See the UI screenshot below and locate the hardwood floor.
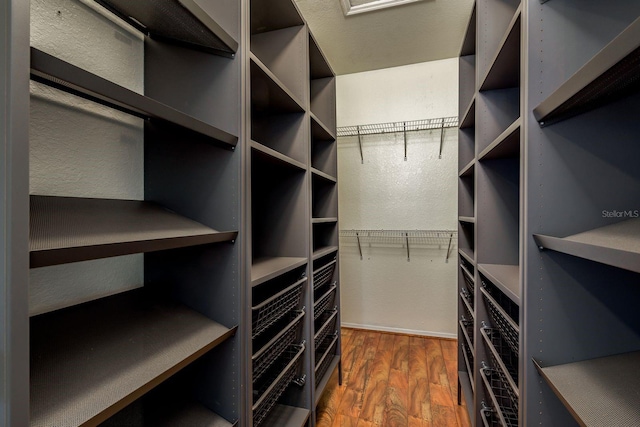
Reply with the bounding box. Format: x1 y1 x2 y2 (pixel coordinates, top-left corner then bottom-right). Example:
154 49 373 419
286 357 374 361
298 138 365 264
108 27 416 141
316 328 472 427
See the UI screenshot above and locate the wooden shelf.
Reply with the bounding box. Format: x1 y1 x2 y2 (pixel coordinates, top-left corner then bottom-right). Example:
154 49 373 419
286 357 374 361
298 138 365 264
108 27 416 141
260 405 310 427
459 159 475 177
30 290 237 427
30 48 238 148
478 263 520 305
460 4 476 56
251 257 307 286
460 97 476 129
29 195 237 268
94 0 238 56
459 216 476 224
312 167 337 183
310 112 336 141
250 54 305 113
315 356 340 406
478 118 521 161
534 351 640 427
313 217 338 224
251 140 307 171
459 247 475 265
251 0 304 35
533 218 640 274
479 7 521 91
313 246 339 260
534 16 640 127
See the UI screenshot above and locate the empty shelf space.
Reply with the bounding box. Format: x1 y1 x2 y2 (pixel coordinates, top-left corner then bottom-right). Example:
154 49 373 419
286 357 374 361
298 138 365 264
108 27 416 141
30 290 237 427
534 17 640 127
478 118 521 161
478 264 520 305
250 54 305 113
30 48 237 148
534 351 640 427
533 218 640 274
459 160 475 177
251 141 306 171
479 7 521 91
314 246 339 260
315 356 340 406
29 195 237 268
94 0 237 56
260 405 310 427
312 168 337 183
460 97 476 129
459 216 476 224
311 112 336 140
313 217 338 224
460 4 476 56
251 0 304 35
459 247 475 265
252 257 308 287
310 34 334 80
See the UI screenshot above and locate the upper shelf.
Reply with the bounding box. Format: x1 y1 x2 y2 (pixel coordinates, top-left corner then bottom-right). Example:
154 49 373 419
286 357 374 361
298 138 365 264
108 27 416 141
459 247 475 266
533 218 640 274
534 16 640 127
250 54 305 114
251 140 307 171
94 0 238 56
479 7 521 91
251 0 304 35
252 256 307 287
30 48 238 148
459 159 475 177
460 4 476 56
478 118 521 160
312 168 337 183
534 351 640 427
310 34 334 80
478 263 520 305
459 98 475 129
30 195 237 268
311 113 337 141
313 246 339 260
30 290 237 427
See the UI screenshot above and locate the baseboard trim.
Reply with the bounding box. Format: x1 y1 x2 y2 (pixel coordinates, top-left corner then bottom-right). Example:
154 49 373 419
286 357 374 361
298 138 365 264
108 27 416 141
341 322 457 340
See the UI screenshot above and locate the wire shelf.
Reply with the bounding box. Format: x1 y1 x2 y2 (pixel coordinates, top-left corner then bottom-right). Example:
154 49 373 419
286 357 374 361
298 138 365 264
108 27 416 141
461 341 474 386
461 264 475 298
314 309 338 348
340 229 456 245
253 343 305 427
337 117 458 137
252 278 305 339
313 258 337 291
253 310 304 383
482 327 518 415
482 287 519 357
314 282 337 321
481 364 519 427
315 335 338 388
461 288 474 311
481 325 518 384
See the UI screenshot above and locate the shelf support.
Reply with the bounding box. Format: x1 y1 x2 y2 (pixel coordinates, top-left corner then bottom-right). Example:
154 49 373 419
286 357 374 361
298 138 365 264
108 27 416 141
357 127 364 164
356 231 363 260
439 118 445 159
403 122 407 161
405 232 410 262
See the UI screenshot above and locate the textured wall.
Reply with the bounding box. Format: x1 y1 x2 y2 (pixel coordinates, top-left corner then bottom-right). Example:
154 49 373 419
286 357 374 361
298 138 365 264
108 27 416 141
337 58 459 337
29 0 144 315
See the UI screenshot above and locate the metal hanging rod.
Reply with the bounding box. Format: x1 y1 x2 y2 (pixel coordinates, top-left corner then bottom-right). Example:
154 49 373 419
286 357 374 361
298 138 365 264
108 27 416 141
339 229 457 262
337 117 458 162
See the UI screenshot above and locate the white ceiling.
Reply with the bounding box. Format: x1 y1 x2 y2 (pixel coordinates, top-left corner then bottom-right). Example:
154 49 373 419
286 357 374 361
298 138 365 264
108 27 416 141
295 0 475 75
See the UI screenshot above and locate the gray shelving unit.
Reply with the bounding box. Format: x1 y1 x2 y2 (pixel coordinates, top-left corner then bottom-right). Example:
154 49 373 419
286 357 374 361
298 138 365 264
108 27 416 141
245 1 339 426
460 1 640 426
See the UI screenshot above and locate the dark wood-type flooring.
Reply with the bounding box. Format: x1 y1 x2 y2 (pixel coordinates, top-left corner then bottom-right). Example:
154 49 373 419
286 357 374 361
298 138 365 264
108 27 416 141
316 328 472 427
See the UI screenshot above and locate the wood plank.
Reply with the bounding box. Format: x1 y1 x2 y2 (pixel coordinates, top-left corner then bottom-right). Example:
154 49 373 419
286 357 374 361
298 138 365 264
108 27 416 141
336 388 363 419
425 339 450 387
408 337 431 422
430 404 458 427
359 333 393 424
383 369 409 427
429 383 454 407
455 403 472 427
341 330 367 382
443 354 459 403
391 334 410 374
408 416 433 427
331 414 358 427
356 419 375 427
440 339 457 362
316 369 345 427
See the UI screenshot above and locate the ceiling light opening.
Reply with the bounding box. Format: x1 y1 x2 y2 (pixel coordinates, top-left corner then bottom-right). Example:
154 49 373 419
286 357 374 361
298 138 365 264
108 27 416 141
340 0 426 16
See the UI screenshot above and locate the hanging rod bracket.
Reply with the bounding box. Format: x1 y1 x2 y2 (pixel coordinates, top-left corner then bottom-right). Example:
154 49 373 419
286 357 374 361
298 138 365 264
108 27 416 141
439 117 445 159
356 231 363 260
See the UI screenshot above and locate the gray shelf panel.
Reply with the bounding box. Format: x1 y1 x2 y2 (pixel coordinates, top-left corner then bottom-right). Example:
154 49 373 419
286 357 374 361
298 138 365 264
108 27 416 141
30 48 238 148
479 8 521 91
311 167 337 183
534 351 640 427
251 256 308 287
260 405 310 427
312 217 338 224
310 34 334 80
313 246 339 260
459 160 475 177
30 290 237 427
250 54 305 113
460 97 476 129
533 218 640 274
459 216 476 224
311 112 337 141
458 371 474 411
459 320 475 355
30 196 237 268
250 0 304 35
251 140 307 171
315 355 340 407
533 16 640 127
478 264 520 305
478 118 520 161
460 4 476 56
94 0 238 56
459 247 475 265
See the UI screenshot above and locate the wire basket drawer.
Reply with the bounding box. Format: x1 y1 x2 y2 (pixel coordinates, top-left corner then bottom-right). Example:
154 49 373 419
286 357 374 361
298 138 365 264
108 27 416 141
481 323 518 384
461 341 474 386
480 362 518 427
314 308 338 348
253 310 304 383
253 343 305 427
252 277 306 339
481 287 519 356
314 281 337 320
313 258 337 291
461 264 475 298
315 333 338 388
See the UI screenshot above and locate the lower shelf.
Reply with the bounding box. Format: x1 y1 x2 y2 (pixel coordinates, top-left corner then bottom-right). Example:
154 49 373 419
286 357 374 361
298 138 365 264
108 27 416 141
260 405 310 427
534 351 640 427
315 356 340 407
30 290 236 427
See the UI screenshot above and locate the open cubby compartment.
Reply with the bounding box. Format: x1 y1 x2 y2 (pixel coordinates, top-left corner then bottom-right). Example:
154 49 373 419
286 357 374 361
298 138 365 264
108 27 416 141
309 34 336 128
312 173 338 219
459 173 475 218
476 156 520 268
458 221 475 259
476 0 521 83
479 7 520 92
459 126 475 173
529 2 640 127
459 54 476 122
250 0 307 108
476 88 520 154
251 59 307 164
251 149 308 262
313 222 338 255
311 117 337 178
